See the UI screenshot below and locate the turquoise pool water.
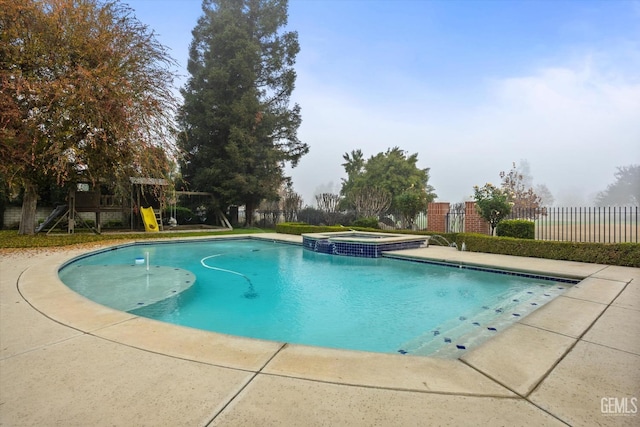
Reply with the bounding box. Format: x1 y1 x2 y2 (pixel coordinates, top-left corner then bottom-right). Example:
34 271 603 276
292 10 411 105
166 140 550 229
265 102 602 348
58 239 573 357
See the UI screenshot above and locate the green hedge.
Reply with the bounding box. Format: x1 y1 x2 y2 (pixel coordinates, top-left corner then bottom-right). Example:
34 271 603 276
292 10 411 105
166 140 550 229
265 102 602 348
454 233 640 267
163 206 194 225
351 217 380 229
496 219 535 239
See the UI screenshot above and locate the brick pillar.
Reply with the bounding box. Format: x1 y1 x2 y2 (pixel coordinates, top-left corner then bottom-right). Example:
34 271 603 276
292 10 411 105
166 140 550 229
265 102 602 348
464 201 490 234
427 202 450 233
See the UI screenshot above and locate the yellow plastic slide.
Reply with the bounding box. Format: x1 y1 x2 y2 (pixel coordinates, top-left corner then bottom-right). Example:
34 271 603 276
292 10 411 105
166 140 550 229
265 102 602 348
140 206 159 232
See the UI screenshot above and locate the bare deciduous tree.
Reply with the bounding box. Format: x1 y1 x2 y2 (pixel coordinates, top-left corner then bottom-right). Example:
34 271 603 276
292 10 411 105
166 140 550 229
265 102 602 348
315 193 341 214
314 193 341 225
353 187 391 219
282 189 303 222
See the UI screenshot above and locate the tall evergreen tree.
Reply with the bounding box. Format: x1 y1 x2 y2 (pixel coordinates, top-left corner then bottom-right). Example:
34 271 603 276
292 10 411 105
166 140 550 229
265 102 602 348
178 0 307 225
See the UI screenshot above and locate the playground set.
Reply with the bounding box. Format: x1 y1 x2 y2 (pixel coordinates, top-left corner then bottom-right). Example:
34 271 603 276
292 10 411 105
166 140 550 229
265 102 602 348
36 178 168 234
36 178 232 234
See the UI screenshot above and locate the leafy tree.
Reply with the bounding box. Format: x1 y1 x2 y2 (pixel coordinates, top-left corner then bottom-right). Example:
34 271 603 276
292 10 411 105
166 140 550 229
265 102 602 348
395 188 423 229
340 149 365 204
178 0 307 226
473 183 512 235
500 162 542 210
1 0 178 234
340 147 436 217
595 165 640 206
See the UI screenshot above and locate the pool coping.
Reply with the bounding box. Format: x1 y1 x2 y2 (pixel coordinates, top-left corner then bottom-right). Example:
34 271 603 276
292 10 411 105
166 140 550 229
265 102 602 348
9 232 640 424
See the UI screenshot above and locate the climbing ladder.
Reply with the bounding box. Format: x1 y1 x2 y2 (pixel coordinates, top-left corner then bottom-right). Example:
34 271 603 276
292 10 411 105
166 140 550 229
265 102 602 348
154 209 163 231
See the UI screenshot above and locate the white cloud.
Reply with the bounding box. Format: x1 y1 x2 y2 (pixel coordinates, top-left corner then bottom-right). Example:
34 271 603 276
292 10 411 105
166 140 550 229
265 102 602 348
290 54 640 206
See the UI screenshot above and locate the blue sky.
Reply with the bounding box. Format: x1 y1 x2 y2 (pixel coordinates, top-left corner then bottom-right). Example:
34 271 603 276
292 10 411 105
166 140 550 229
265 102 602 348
125 0 640 206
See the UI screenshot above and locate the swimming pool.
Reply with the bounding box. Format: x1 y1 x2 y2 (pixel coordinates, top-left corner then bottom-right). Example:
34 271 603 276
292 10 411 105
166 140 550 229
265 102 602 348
58 238 575 357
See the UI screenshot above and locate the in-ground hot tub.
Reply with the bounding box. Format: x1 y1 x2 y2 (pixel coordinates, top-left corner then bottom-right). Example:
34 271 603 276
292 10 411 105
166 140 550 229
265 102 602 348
302 231 430 258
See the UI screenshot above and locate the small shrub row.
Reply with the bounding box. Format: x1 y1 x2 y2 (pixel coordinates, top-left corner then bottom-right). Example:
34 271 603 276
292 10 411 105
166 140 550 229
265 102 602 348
454 233 640 267
496 220 534 239
351 217 380 229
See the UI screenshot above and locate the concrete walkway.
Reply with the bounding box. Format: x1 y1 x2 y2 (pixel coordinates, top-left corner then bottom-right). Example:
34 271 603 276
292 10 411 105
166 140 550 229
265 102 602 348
1 234 638 426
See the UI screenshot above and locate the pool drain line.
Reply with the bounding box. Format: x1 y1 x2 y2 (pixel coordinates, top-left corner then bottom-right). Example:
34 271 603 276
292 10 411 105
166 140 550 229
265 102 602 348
200 255 258 299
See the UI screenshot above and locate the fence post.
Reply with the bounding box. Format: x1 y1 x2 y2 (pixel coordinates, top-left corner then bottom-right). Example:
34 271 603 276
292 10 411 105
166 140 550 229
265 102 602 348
426 202 450 233
464 201 490 234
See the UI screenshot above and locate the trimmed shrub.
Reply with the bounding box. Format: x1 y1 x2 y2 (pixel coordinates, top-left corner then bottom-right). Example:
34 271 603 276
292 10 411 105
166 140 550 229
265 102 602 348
163 206 194 225
496 220 535 239
351 217 380 229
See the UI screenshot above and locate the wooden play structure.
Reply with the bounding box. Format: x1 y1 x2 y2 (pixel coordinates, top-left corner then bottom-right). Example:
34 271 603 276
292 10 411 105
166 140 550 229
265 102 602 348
36 178 169 234
37 187 126 234
36 178 235 233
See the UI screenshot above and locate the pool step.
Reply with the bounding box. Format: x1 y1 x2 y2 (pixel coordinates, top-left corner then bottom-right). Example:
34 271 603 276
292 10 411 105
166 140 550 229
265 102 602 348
398 284 569 358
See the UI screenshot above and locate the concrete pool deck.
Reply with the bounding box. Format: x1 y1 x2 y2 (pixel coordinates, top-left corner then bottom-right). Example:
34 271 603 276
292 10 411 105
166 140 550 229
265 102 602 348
1 233 638 426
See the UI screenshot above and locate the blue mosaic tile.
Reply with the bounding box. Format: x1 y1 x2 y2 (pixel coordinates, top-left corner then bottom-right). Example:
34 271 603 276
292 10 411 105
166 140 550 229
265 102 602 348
303 236 425 258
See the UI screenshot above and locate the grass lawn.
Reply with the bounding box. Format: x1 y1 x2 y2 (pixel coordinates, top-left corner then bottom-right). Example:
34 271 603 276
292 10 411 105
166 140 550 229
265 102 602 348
0 228 270 250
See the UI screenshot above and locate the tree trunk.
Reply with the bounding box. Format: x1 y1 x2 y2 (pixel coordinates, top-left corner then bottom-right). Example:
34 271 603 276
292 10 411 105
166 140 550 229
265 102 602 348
245 201 255 227
19 182 38 235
